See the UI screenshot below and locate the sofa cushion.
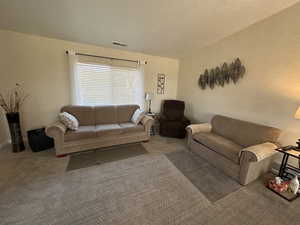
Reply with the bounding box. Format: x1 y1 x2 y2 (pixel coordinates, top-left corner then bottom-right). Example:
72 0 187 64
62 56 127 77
61 106 95 126
193 132 243 164
95 105 117 125
117 105 140 123
64 126 96 142
211 115 281 147
119 122 144 133
96 124 123 136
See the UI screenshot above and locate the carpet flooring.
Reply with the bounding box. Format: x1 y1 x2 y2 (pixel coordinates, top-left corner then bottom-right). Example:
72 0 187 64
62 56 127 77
0 136 300 225
67 143 148 171
165 151 241 202
0 153 211 225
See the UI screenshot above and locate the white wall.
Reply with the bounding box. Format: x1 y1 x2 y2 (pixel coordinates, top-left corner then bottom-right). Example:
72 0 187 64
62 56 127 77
177 3 300 145
0 30 179 144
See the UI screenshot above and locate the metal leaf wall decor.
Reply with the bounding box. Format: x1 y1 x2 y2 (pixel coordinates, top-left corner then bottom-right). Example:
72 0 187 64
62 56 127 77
198 58 246 90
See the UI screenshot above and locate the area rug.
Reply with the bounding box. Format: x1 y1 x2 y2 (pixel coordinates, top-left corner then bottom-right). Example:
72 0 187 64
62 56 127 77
165 150 242 202
67 143 148 171
0 153 211 225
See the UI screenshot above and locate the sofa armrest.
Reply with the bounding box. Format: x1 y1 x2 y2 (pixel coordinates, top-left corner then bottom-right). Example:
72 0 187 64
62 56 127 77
239 142 278 162
45 121 67 138
239 142 278 185
186 123 212 135
141 115 154 136
45 121 67 156
186 123 211 149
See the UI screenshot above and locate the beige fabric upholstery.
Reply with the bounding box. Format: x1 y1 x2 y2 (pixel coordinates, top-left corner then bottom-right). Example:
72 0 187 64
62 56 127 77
239 142 278 162
64 126 96 142
46 104 154 156
239 142 278 185
45 121 67 136
186 123 212 134
119 122 144 133
186 115 281 185
190 139 240 182
96 124 123 136
45 121 67 155
141 115 154 136
211 115 281 147
61 106 95 126
193 132 242 164
95 106 117 124
117 105 139 123
186 123 212 147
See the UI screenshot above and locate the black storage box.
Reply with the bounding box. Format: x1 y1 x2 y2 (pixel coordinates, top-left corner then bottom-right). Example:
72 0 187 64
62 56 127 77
27 128 54 152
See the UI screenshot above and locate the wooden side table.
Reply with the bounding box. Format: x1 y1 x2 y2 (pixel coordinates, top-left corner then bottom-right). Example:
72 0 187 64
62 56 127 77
146 113 160 136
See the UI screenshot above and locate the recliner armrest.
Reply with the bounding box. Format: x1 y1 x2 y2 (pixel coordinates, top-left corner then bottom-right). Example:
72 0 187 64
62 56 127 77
239 142 278 162
182 116 190 125
186 123 212 135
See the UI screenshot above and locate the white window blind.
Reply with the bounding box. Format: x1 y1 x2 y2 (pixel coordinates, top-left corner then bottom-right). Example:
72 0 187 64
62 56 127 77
76 62 143 106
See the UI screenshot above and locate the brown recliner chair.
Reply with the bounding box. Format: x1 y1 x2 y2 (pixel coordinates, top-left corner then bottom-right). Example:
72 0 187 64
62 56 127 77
159 100 190 138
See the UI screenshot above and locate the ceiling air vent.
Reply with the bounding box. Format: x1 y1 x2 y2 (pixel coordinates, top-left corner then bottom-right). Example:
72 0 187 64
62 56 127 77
112 41 128 47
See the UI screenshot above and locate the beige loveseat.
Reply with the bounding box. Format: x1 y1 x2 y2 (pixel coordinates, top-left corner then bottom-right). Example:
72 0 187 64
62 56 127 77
186 115 281 185
46 105 154 157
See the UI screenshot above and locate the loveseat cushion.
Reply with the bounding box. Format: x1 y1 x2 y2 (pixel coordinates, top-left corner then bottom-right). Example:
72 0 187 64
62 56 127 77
211 115 281 147
119 122 144 133
64 126 96 142
193 132 243 164
96 124 123 136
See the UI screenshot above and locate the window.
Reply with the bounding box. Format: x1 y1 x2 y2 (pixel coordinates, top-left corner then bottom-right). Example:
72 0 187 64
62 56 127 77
75 62 144 107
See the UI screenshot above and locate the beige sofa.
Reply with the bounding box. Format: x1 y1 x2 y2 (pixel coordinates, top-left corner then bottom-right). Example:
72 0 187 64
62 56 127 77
186 115 281 185
46 105 154 157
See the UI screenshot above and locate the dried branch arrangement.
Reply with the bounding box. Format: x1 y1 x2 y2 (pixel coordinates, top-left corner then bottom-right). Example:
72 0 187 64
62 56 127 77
198 58 246 90
0 83 29 113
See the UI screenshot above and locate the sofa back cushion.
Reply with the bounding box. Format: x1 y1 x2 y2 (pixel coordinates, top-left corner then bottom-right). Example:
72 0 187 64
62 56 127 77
116 105 140 123
211 115 281 147
95 105 117 124
61 106 95 126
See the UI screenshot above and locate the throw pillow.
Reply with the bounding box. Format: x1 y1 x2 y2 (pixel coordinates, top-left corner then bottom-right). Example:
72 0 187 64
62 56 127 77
131 109 145 125
59 112 79 130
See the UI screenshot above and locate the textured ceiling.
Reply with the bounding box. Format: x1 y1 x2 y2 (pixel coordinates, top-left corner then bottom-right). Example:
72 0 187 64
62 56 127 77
0 0 299 58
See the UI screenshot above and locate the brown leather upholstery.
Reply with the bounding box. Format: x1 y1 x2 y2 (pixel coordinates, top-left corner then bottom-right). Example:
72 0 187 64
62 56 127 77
159 100 190 138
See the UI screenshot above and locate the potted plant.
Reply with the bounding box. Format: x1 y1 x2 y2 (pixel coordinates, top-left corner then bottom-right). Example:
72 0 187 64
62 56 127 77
0 84 28 152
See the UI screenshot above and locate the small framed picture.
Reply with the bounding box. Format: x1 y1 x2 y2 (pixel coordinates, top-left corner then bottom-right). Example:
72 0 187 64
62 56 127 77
157 73 166 94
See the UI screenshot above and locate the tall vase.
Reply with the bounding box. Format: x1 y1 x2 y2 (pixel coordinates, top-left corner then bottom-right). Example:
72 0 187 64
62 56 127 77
6 112 25 153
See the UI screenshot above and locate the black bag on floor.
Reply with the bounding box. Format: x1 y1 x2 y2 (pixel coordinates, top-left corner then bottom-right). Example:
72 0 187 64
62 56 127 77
27 128 54 152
